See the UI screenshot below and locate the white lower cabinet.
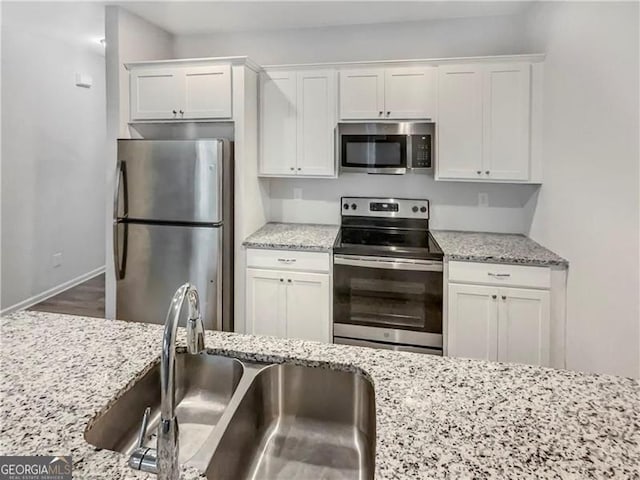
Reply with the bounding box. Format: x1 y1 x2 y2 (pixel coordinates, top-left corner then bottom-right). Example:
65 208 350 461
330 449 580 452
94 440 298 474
245 249 331 343
447 284 498 361
448 276 551 366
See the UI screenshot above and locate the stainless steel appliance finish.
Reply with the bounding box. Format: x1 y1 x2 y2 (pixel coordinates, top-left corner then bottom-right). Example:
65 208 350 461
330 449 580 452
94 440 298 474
333 197 444 354
338 122 434 174
206 363 376 480
334 336 443 355
114 139 233 331
85 359 376 479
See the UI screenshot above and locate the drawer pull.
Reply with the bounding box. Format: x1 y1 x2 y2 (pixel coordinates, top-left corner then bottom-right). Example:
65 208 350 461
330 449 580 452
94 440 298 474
277 258 297 264
488 273 511 278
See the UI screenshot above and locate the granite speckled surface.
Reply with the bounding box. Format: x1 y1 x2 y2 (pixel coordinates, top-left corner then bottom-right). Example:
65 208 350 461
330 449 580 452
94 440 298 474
2 312 638 479
243 222 339 252
432 230 569 267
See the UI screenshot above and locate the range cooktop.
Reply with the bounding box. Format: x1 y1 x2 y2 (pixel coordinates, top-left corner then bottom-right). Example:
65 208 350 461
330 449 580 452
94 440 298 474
333 197 444 261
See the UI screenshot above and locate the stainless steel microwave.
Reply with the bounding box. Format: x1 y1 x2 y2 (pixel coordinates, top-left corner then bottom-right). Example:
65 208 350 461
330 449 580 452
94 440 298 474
338 122 434 174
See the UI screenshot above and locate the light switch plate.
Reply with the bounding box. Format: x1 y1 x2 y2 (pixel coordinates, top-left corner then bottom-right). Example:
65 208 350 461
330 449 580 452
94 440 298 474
293 188 303 200
478 193 489 208
75 73 92 88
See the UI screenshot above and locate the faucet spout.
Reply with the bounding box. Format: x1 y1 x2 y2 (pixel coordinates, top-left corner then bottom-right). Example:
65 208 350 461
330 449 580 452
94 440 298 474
128 283 206 479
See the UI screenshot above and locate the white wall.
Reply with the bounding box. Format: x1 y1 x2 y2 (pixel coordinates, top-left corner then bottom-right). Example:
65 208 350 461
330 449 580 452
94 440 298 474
104 6 175 318
1 2 106 312
524 1 640 378
175 13 538 234
270 176 537 233
174 14 529 65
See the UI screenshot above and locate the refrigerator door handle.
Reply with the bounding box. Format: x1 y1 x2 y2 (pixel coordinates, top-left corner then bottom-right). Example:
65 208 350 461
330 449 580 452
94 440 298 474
113 161 129 280
113 221 128 280
113 160 129 220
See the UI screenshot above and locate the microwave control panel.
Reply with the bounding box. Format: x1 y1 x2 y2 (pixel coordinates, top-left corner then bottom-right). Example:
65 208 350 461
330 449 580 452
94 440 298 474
410 134 432 169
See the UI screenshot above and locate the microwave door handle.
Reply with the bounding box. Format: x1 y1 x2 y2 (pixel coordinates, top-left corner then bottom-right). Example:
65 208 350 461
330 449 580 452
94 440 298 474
334 255 443 272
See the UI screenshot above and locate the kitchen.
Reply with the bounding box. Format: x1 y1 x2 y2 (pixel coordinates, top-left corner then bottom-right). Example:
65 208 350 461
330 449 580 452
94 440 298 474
1 1 639 479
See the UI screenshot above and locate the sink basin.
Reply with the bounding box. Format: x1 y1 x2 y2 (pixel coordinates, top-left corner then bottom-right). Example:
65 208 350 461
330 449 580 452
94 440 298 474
84 353 243 464
205 363 376 480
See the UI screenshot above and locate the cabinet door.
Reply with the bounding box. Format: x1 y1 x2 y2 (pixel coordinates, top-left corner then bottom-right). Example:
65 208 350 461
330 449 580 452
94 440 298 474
296 70 337 176
384 67 436 120
436 65 484 179
182 65 232 119
285 271 330 343
259 71 297 175
497 287 550 366
130 68 181 120
339 69 385 120
246 268 286 338
483 63 531 181
447 283 498 361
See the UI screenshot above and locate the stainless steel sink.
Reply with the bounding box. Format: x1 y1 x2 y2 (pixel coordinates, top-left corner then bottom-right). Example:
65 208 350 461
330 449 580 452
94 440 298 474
84 353 243 465
205 363 376 480
86 355 376 479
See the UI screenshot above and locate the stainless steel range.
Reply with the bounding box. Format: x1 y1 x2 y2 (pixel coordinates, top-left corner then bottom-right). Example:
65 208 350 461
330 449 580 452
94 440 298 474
332 197 444 354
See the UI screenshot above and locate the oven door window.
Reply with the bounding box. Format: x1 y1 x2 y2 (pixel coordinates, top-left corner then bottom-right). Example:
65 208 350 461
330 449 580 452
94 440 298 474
333 262 442 334
341 135 407 169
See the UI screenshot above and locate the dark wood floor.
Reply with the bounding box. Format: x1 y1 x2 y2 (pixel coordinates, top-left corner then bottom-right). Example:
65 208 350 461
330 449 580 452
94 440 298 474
29 274 106 318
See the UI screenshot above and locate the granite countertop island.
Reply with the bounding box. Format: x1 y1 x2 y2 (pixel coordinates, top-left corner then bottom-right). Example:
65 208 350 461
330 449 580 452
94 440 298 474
432 230 569 267
1 311 638 479
243 222 339 252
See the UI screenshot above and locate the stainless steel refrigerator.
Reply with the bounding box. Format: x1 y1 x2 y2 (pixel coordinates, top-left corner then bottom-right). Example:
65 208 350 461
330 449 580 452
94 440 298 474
113 139 233 331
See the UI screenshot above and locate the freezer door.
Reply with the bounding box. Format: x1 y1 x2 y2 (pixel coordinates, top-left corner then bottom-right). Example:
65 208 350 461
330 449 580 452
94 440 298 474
116 139 225 224
115 223 223 330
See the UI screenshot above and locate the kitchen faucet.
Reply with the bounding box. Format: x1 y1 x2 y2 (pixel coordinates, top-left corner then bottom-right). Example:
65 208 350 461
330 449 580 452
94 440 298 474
128 283 205 479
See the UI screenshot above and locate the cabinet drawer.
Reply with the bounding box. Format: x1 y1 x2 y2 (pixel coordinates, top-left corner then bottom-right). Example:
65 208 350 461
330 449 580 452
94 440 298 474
246 249 330 273
448 261 550 289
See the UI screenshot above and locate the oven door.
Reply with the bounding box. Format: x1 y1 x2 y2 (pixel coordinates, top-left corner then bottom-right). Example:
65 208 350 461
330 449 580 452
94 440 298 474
333 255 443 350
340 134 407 174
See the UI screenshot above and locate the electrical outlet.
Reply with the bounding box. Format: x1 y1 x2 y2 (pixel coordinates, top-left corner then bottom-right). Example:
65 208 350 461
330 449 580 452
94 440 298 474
52 252 63 268
293 188 303 200
478 193 489 208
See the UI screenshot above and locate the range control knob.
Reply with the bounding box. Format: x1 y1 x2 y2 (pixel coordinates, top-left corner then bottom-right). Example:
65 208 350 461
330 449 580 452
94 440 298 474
412 206 419 213
420 206 427 213
343 203 349 210
351 203 358 210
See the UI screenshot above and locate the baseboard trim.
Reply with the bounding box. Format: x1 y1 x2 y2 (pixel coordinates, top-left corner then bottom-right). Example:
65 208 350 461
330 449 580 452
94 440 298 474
1 266 106 316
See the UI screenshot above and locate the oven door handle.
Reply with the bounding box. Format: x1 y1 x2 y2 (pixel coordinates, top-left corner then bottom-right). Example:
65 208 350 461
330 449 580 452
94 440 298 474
334 255 443 272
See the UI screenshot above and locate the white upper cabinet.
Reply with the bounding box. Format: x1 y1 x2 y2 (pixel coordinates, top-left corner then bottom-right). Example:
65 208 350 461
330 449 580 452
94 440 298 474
436 62 534 183
129 63 232 121
384 67 437 120
483 63 531 181
259 69 337 177
340 67 436 120
130 68 182 120
436 65 484 179
339 69 385 120
296 71 337 176
260 71 297 175
182 65 232 119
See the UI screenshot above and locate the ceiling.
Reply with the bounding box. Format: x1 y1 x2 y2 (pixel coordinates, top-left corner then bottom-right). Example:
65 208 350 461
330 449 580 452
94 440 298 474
118 1 534 36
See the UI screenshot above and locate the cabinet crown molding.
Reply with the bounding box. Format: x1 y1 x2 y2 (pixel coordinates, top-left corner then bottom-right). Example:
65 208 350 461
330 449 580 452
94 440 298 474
125 55 261 72
261 53 546 71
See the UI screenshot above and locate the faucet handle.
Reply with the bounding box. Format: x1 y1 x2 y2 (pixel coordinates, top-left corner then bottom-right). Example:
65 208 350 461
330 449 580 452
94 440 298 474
136 406 151 449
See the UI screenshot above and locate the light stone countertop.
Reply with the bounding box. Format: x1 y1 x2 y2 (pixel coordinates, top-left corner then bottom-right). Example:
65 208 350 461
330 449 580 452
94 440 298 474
432 230 569 267
243 222 339 252
1 311 638 479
